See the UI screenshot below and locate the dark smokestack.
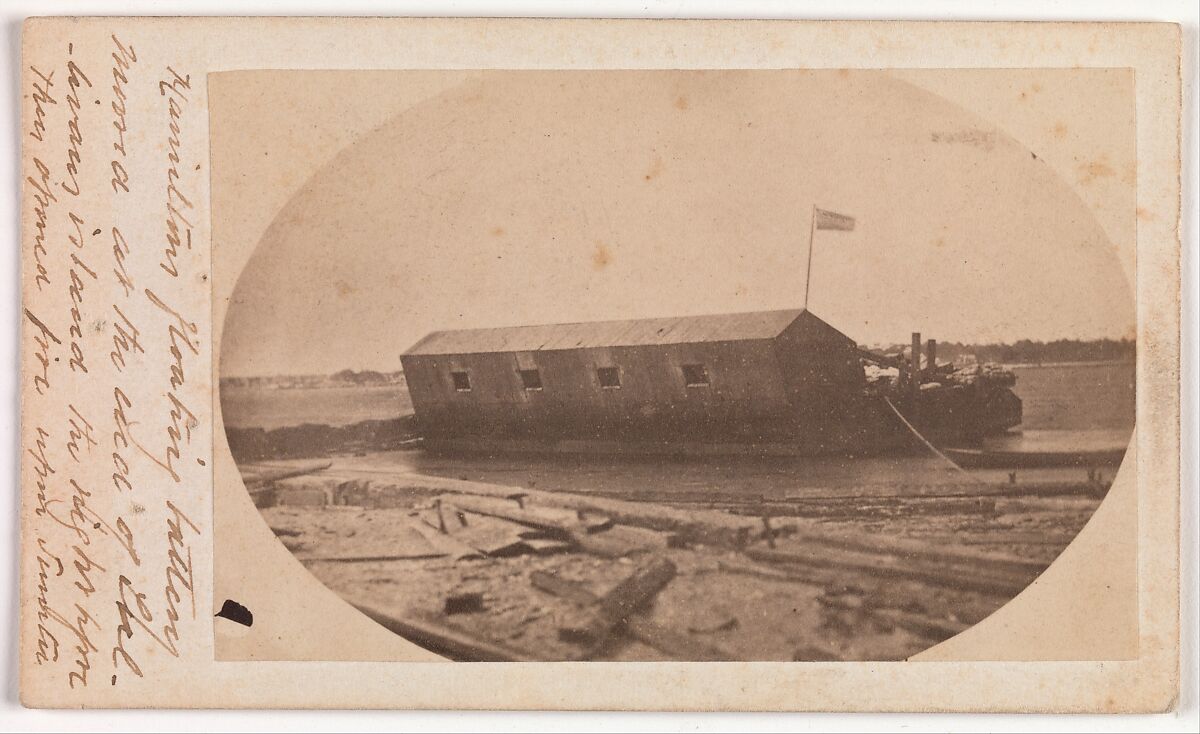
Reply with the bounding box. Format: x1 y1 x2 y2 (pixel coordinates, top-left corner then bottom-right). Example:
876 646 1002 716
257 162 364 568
910 332 921 420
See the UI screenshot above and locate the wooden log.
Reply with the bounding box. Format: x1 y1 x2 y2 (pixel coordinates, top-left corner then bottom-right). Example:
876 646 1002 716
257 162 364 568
292 471 1048 576
744 545 1035 598
288 469 1057 594
757 527 1049 577
717 558 841 587
785 496 996 519
242 461 333 487
554 558 677 647
434 498 449 533
437 494 608 535
444 592 486 615
308 472 764 547
426 498 658 558
573 525 671 558
520 538 574 555
530 569 732 661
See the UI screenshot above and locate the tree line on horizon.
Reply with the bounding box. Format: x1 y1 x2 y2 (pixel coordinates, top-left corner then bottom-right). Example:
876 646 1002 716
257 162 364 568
888 337 1136 366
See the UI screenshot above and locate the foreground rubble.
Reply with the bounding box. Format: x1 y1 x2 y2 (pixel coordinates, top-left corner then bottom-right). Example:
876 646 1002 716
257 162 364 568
242 455 1106 662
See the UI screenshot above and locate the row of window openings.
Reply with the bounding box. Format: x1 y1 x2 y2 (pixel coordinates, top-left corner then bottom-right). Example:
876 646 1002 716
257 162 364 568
450 364 710 392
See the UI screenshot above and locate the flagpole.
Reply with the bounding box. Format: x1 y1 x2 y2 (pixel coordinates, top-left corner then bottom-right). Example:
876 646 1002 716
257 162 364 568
803 204 817 310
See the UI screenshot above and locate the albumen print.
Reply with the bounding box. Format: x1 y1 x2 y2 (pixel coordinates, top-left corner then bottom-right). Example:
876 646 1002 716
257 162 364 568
215 69 1136 662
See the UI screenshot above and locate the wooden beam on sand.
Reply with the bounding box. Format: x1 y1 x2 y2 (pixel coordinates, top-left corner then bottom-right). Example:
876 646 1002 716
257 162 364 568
284 471 1051 580
296 471 760 546
553 557 677 649
744 546 1037 598
243 461 333 488
418 501 532 556
572 525 672 558
530 570 733 661
437 493 612 534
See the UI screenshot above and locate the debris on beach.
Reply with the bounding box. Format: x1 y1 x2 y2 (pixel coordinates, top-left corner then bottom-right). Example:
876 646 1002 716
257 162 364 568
245 458 1108 662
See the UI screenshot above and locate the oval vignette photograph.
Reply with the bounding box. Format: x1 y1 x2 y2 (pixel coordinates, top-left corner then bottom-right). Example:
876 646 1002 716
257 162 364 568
212 69 1136 662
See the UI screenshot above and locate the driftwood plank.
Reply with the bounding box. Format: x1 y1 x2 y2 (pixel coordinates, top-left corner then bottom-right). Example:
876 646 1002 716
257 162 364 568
744 545 1036 598
574 524 672 558
435 493 611 534
418 502 532 556
553 558 677 647
521 537 574 555
243 461 333 487
530 570 733 661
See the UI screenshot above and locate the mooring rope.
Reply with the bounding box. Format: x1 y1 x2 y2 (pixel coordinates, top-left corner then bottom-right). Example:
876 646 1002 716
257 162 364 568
882 396 982 483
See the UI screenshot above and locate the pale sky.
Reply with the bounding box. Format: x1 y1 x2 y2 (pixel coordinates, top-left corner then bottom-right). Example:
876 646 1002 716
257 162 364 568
216 70 1135 378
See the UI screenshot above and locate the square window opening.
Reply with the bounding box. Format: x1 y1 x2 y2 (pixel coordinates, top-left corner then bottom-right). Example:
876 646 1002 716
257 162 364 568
519 368 543 391
682 363 710 387
596 367 621 389
451 370 471 392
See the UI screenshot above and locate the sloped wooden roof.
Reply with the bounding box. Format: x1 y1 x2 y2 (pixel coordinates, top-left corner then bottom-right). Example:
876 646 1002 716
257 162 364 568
404 308 829 356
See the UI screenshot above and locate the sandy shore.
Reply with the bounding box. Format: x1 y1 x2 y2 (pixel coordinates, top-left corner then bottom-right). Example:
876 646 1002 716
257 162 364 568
241 453 1104 661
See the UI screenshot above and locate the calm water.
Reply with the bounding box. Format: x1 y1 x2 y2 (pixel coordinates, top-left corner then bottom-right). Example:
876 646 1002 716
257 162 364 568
1009 362 1135 431
221 384 413 429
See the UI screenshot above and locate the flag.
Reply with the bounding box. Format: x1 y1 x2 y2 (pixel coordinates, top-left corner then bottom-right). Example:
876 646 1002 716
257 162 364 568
814 207 856 232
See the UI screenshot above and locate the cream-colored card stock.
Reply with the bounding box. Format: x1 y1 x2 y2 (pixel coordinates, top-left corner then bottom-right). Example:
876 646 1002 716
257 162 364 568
19 17 1181 711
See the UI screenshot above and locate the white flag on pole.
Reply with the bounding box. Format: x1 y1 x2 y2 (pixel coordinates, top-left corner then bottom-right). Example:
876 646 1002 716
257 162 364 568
814 207 856 232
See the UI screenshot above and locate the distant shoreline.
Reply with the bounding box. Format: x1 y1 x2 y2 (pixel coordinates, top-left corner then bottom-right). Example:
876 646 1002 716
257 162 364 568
220 358 1136 389
1004 359 1135 370
221 382 405 391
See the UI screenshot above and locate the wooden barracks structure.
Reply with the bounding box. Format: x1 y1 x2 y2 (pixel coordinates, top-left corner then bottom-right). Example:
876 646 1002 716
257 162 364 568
400 309 870 452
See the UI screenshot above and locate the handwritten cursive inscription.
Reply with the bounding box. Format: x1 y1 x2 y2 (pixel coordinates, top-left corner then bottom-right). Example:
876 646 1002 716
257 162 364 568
23 34 208 697
107 35 138 194
157 68 193 278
